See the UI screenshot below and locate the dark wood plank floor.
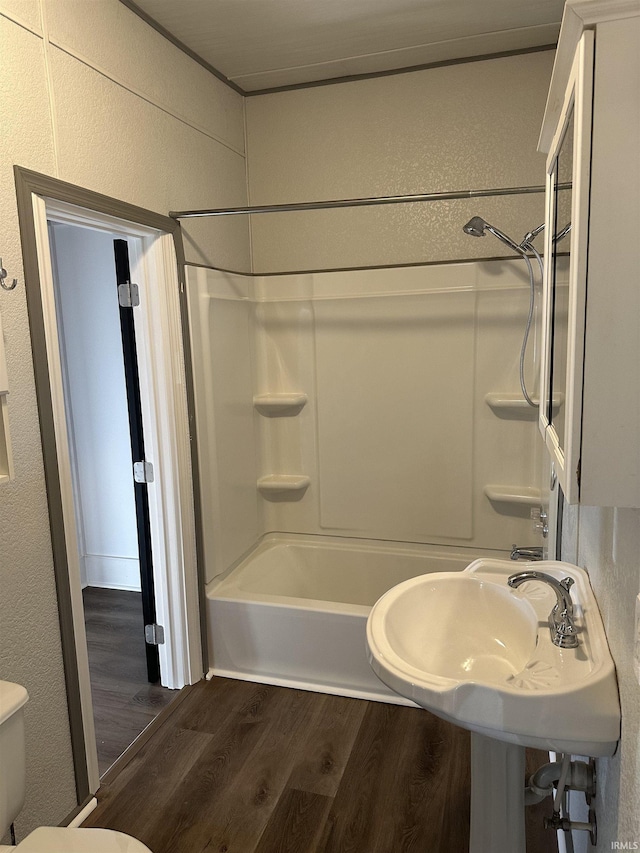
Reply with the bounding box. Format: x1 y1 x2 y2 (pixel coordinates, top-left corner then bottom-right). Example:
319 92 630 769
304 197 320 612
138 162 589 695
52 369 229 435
85 676 557 853
83 587 177 776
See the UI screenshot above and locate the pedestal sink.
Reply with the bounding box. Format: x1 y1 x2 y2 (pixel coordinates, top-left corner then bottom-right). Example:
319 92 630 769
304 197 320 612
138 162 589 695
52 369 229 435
366 559 620 853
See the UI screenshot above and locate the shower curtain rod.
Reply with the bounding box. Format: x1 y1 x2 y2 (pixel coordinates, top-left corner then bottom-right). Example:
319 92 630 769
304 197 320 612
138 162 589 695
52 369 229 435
169 182 564 220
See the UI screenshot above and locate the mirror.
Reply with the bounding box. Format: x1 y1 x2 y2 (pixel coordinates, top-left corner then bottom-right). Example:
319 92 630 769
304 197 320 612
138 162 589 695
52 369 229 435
547 105 574 454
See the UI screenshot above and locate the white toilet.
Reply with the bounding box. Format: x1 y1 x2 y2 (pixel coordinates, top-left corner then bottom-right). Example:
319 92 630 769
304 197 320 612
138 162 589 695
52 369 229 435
0 681 153 852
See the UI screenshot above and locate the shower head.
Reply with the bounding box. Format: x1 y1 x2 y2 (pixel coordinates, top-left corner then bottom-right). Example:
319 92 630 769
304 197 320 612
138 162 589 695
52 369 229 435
462 216 488 238
462 217 522 253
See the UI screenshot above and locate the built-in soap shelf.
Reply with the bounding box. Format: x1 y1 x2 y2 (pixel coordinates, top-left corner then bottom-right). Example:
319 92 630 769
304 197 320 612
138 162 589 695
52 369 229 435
253 393 307 416
485 393 537 419
257 474 310 498
255 392 309 499
484 485 542 508
485 392 564 420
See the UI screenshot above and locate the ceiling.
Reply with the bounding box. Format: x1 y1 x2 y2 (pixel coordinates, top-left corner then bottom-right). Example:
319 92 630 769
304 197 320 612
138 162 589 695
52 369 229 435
125 0 565 95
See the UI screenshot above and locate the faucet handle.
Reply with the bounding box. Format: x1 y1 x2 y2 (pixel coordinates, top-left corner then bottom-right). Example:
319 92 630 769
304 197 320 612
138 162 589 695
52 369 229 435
556 577 575 614
530 506 549 537
553 578 579 648
561 577 574 593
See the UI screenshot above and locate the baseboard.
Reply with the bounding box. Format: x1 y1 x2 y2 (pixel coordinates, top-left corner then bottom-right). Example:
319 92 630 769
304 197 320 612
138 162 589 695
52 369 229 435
207 666 419 707
84 554 141 591
64 796 98 827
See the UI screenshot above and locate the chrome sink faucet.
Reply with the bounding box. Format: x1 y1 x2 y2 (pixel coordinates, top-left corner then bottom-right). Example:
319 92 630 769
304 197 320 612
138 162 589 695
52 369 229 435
508 570 579 649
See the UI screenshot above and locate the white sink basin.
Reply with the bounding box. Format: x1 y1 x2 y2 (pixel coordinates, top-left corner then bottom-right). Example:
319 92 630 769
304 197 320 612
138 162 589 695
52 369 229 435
366 559 620 756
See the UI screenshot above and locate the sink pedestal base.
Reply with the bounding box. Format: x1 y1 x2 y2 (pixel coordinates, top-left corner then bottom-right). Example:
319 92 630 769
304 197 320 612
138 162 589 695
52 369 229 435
470 733 526 853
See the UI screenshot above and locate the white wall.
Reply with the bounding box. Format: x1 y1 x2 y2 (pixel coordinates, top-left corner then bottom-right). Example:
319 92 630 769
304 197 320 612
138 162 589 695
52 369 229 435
0 0 248 836
51 223 140 592
562 507 640 848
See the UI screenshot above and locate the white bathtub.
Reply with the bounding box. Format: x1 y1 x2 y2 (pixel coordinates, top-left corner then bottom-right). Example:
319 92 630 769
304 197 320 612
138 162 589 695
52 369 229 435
206 534 496 703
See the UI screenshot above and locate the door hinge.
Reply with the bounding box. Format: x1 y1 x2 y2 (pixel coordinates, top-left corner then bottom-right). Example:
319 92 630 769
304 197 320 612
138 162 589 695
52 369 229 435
145 623 165 645
133 460 154 483
118 281 140 308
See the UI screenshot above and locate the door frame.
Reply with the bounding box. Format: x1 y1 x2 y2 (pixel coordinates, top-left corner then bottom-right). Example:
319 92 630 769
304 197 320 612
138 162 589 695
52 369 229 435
14 167 205 800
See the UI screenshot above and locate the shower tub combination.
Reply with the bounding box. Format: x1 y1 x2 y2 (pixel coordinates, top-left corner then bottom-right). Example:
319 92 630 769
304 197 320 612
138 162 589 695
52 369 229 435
207 534 498 703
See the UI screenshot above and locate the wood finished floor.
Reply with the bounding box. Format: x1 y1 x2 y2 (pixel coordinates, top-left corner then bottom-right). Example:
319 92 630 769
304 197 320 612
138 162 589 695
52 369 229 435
85 676 558 853
83 587 177 776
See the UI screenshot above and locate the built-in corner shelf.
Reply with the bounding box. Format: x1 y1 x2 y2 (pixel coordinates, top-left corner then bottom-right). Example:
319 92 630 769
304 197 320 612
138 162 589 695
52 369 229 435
484 485 542 509
257 474 310 496
484 392 564 420
253 393 307 416
484 393 538 420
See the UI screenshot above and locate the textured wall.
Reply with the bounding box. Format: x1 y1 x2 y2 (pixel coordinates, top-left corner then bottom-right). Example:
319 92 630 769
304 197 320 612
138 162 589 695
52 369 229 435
244 50 555 272
562 504 640 846
0 0 247 838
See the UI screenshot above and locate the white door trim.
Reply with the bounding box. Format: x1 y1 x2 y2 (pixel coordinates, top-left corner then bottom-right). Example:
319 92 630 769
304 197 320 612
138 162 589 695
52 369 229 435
30 194 202 792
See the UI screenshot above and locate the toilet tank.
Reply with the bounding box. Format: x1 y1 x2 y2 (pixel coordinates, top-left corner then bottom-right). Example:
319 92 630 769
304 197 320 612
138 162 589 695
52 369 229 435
0 681 29 837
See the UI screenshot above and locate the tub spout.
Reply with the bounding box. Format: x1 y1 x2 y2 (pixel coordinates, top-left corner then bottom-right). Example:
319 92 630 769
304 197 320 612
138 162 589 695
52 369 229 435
510 545 543 561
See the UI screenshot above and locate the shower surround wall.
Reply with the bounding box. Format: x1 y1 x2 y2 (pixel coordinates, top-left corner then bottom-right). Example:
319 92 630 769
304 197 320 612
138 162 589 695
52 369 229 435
187 258 541 583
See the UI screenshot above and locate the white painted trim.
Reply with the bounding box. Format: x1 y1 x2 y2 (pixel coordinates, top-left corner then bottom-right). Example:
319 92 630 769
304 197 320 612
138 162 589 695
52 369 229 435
127 232 202 688
567 0 640 26
538 32 594 503
539 0 640 152
31 194 101 794
45 199 163 238
66 798 98 828
47 226 90 589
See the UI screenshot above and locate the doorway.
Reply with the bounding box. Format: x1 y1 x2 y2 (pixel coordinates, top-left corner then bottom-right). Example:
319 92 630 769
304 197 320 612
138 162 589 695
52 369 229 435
15 167 203 801
48 221 174 774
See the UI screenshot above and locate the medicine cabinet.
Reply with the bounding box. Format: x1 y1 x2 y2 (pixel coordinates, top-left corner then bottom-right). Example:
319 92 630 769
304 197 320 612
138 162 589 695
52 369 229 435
538 8 640 507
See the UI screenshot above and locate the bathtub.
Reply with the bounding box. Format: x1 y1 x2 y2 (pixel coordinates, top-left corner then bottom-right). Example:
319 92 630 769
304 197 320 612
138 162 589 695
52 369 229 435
206 534 498 703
